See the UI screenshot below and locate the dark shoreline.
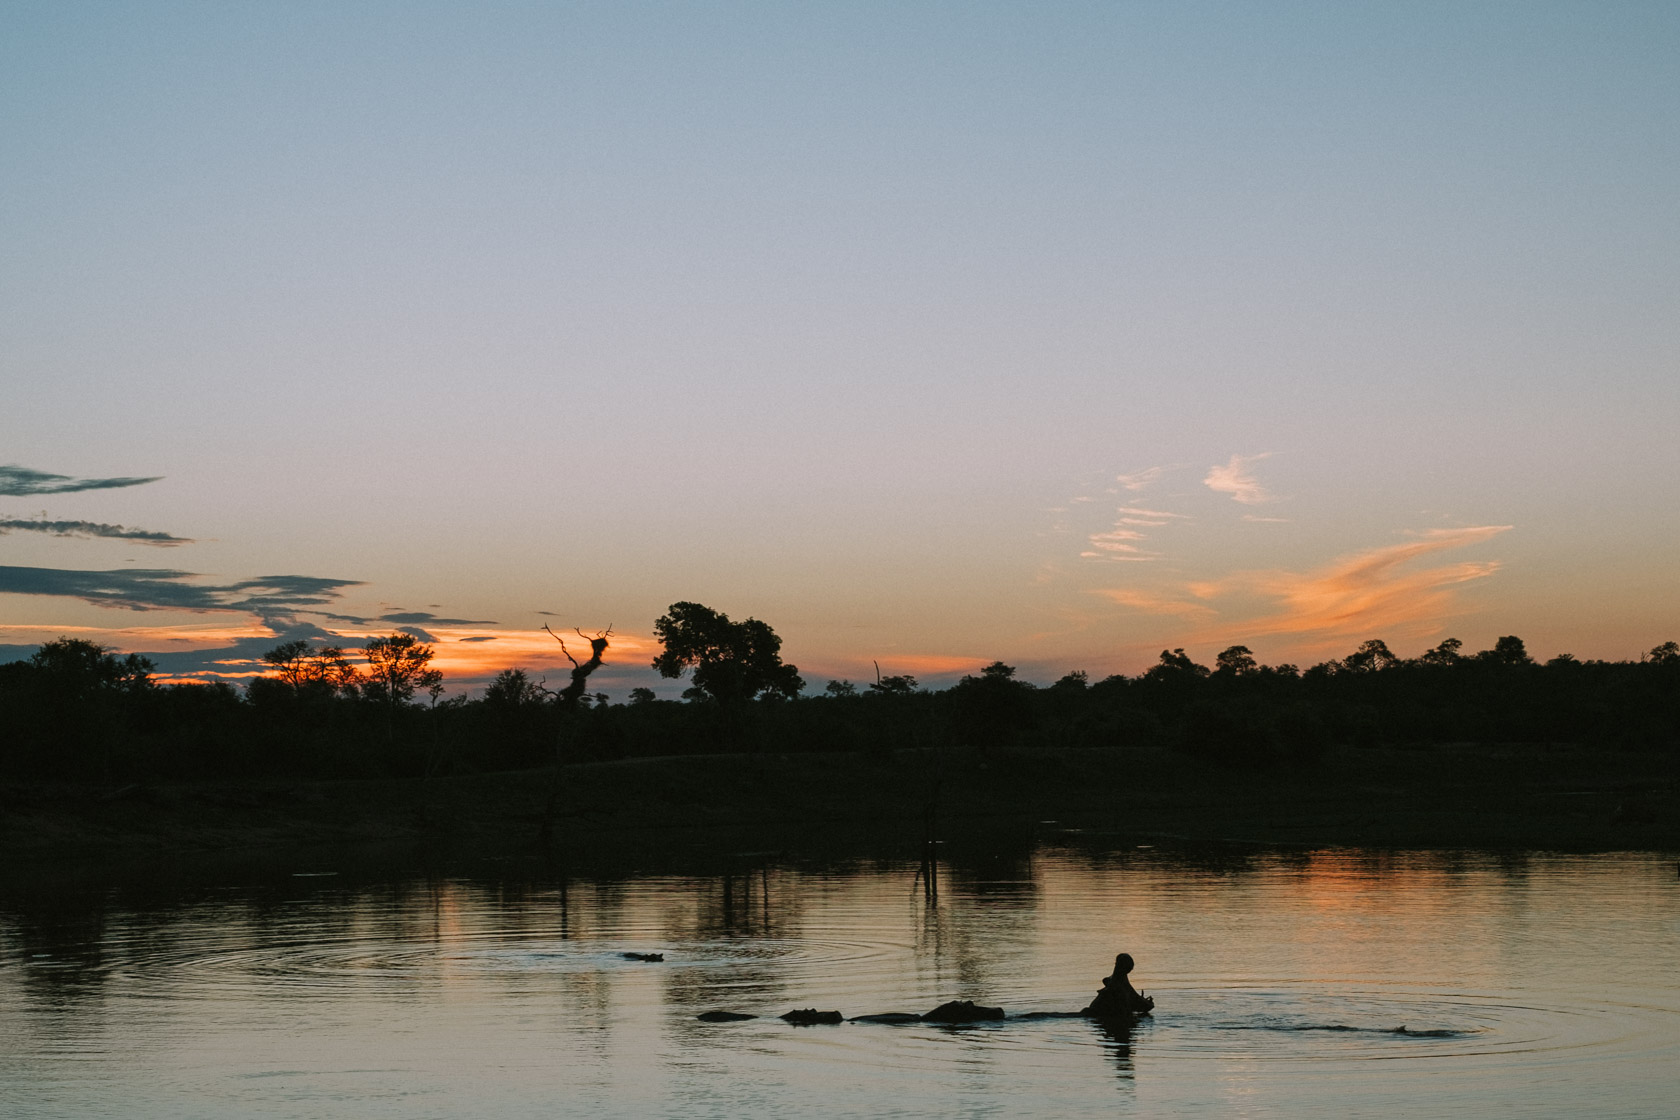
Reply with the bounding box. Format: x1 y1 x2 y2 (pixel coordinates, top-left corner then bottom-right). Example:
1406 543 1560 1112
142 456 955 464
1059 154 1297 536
5 742 1676 881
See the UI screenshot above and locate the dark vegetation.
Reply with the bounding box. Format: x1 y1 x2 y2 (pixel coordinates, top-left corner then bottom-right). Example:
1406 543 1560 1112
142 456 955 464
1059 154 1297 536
2 609 1676 855
3 620 1676 782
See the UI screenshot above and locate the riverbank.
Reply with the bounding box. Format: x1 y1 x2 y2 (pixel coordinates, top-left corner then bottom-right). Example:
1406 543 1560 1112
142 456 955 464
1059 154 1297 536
3 742 1675 875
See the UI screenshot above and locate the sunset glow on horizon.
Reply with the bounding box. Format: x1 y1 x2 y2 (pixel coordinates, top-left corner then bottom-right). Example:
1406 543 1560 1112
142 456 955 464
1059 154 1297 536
3 3 1676 695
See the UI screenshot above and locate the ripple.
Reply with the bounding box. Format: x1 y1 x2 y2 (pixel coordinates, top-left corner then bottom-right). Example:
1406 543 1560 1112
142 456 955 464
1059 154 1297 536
8 853 1677 1118
86 938 1680 1072
92 928 919 1003
1115 985 1671 1064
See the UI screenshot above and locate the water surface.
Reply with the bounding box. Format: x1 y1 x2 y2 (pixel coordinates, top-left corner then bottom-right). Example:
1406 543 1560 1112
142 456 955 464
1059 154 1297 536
3 846 1676 1117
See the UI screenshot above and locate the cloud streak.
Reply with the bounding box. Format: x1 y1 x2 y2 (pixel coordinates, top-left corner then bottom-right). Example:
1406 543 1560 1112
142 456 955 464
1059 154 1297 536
380 610 498 626
1096 526 1512 652
1115 467 1166 491
1222 526 1512 641
318 608 500 626
0 518 195 546
1082 505 1189 562
0 565 362 617
1094 587 1218 620
0 464 162 496
1204 454 1275 504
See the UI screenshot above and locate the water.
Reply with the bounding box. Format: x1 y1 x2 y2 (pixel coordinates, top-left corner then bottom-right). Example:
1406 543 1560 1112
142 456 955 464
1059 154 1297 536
3 846 1677 1118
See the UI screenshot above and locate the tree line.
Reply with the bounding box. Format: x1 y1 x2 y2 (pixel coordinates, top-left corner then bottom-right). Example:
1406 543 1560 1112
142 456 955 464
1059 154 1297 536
2 600 1676 783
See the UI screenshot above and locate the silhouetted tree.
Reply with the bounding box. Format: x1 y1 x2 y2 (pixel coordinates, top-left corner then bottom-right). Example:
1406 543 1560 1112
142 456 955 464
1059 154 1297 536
1419 637 1463 666
1342 639 1398 673
485 668 542 707
21 638 156 779
539 625 612 839
1050 670 1089 692
1146 648 1211 682
1214 645 1259 676
545 625 611 710
651 602 803 705
825 679 858 697
1479 635 1532 666
1138 648 1211 712
30 637 154 696
869 674 919 696
951 661 1036 746
362 633 441 705
362 634 442 745
258 640 360 699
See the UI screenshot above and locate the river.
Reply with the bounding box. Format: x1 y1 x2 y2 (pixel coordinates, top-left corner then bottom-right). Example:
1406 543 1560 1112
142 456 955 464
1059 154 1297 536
3 844 1676 1117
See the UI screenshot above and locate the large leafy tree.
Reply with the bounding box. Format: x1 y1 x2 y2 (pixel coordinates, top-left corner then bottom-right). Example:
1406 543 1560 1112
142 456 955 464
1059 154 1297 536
1214 645 1259 676
361 633 443 706
651 601 803 705
950 661 1035 745
30 637 155 697
15 638 156 778
1341 639 1398 673
258 640 360 698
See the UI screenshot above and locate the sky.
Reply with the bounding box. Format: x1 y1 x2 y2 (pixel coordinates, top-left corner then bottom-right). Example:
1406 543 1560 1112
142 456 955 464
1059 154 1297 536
3 1 1677 696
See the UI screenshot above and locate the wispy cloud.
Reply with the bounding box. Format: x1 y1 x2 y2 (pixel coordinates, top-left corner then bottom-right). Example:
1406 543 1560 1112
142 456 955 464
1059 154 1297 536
1241 514 1290 523
1204 453 1275 505
1179 526 1512 648
0 464 162 496
1083 528 1153 560
1115 467 1166 492
319 608 499 627
1080 503 1191 562
1118 506 1188 519
1094 587 1219 620
380 610 498 626
0 518 194 546
1225 526 1511 640
1092 525 1511 655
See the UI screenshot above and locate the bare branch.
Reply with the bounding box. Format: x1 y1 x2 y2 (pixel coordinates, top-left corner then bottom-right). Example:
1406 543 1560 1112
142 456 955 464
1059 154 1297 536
543 623 581 668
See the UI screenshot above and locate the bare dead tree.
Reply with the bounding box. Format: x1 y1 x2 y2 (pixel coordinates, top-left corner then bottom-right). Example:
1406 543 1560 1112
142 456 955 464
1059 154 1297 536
546 624 612 712
538 623 611 843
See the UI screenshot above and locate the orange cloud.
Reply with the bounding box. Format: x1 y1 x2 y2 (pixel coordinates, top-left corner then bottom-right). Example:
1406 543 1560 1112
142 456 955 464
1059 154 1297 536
0 621 274 647
1092 525 1511 656
1200 526 1512 645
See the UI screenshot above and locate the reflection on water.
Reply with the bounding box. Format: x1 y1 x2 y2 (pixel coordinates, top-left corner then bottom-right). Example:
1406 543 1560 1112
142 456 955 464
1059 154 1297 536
2 847 1677 1118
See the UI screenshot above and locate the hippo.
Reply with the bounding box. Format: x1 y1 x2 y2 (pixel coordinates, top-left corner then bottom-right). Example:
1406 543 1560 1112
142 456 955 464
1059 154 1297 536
780 1008 844 1025
921 999 1006 1023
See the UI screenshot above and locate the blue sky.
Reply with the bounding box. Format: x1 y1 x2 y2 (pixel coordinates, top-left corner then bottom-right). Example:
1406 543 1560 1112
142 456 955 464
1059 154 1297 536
3 2 1677 693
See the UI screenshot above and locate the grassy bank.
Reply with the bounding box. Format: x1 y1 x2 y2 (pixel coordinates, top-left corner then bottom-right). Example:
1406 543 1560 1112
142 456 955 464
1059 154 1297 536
4 741 1676 872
